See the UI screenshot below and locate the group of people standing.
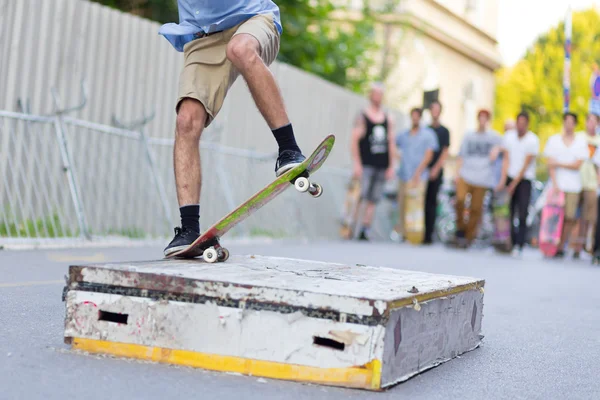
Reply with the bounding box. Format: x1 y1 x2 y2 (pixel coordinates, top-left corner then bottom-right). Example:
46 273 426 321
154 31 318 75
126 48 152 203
350 83 600 260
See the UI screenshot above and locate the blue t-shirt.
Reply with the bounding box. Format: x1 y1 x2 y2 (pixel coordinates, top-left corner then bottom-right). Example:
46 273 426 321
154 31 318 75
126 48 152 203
159 1 282 52
395 127 439 182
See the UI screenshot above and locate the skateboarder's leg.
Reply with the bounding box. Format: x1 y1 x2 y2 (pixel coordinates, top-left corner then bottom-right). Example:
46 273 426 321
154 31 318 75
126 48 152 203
465 185 486 243
165 28 242 256
174 99 207 208
226 16 304 176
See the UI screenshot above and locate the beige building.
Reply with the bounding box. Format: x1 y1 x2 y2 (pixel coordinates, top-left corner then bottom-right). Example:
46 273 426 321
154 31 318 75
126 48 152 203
337 0 502 156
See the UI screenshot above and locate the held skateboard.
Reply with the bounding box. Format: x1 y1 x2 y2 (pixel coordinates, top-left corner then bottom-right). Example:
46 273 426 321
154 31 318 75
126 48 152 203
339 177 361 239
538 188 565 257
404 182 426 245
492 190 512 253
166 135 335 261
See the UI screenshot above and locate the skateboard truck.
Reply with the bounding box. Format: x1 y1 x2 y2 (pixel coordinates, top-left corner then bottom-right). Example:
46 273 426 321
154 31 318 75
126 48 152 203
194 237 230 264
202 245 229 263
291 170 323 198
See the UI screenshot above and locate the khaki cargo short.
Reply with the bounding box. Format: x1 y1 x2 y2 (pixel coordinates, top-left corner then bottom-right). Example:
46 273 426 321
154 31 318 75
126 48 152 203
177 13 280 127
581 190 597 223
564 192 581 221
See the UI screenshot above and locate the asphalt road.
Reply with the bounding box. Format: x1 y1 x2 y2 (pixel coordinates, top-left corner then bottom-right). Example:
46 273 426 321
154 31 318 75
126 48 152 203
1 240 599 400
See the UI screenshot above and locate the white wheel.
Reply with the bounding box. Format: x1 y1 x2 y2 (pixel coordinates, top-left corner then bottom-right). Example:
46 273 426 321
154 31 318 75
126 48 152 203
309 183 323 198
203 247 218 263
294 177 310 193
218 248 230 262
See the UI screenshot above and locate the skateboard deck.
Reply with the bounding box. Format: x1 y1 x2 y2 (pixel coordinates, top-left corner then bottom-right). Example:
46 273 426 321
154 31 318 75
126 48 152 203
339 177 361 239
538 188 565 257
167 135 335 261
404 182 426 245
492 190 512 253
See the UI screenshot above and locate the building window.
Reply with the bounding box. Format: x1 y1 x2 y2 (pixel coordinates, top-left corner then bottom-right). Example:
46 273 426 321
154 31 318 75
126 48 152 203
465 0 485 26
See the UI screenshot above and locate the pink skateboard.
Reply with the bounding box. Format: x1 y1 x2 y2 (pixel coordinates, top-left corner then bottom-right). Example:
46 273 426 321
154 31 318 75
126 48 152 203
538 188 565 257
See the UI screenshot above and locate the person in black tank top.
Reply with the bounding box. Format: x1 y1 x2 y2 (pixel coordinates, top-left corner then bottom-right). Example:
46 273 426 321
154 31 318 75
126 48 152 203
359 113 391 169
348 83 397 241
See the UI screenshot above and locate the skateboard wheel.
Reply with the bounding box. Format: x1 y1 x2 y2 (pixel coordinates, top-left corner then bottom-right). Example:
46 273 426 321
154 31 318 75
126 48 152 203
294 177 310 193
203 247 218 263
218 248 230 262
309 183 323 198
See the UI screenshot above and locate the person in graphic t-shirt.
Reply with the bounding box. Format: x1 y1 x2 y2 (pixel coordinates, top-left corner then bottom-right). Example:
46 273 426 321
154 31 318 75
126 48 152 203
424 101 450 245
501 111 540 257
454 109 505 247
543 112 589 258
573 113 600 258
350 83 397 240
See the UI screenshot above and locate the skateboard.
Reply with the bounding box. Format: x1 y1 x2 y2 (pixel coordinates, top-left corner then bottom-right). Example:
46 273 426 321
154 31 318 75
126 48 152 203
538 188 565 257
492 190 512 253
404 182 426 245
339 177 361 239
166 135 335 261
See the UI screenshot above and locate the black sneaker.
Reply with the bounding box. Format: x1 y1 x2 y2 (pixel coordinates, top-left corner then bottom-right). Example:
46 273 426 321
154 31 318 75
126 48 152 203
275 149 306 177
553 250 565 259
358 230 369 241
164 226 199 257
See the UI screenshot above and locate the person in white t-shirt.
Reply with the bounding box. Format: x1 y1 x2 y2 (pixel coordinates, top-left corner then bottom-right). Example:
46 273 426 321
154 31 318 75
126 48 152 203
502 111 540 256
543 112 589 257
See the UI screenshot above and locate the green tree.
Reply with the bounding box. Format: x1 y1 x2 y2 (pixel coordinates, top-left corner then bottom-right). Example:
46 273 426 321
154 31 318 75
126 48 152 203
90 0 381 93
90 0 178 23
494 8 600 151
277 0 379 93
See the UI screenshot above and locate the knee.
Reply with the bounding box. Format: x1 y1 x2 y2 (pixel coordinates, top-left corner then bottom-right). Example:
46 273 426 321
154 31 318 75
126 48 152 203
226 36 260 69
176 100 204 141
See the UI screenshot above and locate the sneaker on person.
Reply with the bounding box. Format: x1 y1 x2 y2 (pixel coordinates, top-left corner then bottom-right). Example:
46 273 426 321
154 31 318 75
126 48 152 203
553 249 565 259
358 229 370 241
390 229 404 243
275 150 306 176
164 226 200 257
511 247 523 258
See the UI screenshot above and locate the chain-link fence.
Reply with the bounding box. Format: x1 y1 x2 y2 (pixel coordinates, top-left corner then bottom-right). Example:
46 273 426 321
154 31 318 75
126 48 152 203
2 109 402 246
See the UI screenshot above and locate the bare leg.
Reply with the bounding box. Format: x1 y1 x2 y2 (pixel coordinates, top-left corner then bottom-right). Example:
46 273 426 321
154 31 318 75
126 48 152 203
363 202 376 226
575 220 587 253
559 220 575 251
226 34 289 129
174 99 207 206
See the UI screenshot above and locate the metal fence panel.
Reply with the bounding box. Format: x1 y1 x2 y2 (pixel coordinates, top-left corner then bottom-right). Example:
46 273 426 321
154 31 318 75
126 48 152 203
0 112 79 239
1 0 407 245
0 111 400 245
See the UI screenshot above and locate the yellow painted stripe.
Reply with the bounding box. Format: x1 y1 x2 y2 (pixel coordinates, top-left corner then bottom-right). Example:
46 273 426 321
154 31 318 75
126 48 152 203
71 338 382 390
0 279 63 288
388 281 485 310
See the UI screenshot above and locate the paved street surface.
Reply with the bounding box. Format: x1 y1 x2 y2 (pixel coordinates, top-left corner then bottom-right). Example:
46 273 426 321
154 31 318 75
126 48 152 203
1 240 599 400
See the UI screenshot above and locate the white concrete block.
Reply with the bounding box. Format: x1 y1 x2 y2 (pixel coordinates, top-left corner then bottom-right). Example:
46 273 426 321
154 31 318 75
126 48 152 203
62 255 485 390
